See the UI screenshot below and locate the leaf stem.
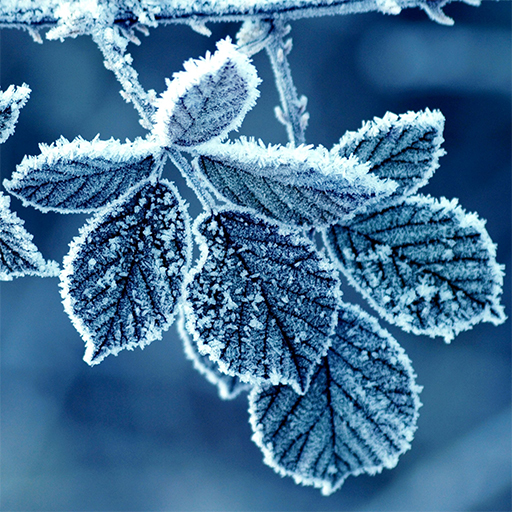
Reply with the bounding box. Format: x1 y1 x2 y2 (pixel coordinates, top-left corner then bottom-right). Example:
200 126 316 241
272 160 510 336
92 26 156 131
167 148 215 209
264 19 309 146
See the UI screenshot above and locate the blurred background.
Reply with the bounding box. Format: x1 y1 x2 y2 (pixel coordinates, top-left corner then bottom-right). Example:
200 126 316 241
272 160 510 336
1 2 510 510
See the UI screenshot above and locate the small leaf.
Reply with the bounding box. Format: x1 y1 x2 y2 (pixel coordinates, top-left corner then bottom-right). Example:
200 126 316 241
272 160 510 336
325 195 506 341
196 138 396 227
249 302 421 496
0 192 59 280
332 110 445 198
0 83 30 144
4 136 162 213
178 313 251 400
60 179 190 365
153 38 260 149
183 208 341 394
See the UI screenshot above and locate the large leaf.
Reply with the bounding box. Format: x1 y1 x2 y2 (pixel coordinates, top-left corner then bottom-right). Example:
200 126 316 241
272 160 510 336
249 302 421 495
183 208 341 394
4 137 162 213
61 179 190 365
332 110 445 198
0 83 30 144
196 139 397 227
178 314 251 400
325 195 506 341
153 38 260 149
0 192 58 280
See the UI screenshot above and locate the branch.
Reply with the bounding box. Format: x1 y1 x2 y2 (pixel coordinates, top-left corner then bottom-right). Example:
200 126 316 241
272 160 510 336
262 20 309 146
0 0 482 38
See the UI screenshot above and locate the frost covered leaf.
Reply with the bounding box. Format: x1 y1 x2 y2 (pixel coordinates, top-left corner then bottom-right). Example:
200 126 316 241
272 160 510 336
184 208 340 394
61 179 190 365
178 314 251 400
4 137 162 213
196 139 396 227
325 195 506 341
249 302 421 495
332 110 445 198
153 38 260 149
0 83 30 144
0 192 58 280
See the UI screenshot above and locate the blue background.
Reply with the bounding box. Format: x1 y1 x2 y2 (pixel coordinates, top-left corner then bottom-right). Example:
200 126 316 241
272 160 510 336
1 2 510 510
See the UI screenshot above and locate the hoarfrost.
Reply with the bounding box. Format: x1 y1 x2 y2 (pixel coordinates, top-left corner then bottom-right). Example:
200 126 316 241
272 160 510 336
0 192 59 280
178 313 251 400
153 38 260 149
325 195 506 341
0 83 30 144
196 138 397 227
184 208 341 394
249 302 421 495
60 179 190 365
332 109 445 199
4 136 163 213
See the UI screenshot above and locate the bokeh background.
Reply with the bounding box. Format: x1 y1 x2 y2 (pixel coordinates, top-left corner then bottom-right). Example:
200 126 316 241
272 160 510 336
1 2 510 511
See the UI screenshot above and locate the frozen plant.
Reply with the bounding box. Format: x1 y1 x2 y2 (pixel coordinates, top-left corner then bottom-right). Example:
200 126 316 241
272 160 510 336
0 0 506 496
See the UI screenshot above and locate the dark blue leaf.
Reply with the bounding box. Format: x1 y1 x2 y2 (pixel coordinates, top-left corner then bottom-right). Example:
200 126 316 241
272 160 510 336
332 110 445 199
325 195 506 341
196 139 396 227
183 208 341 394
179 314 251 400
5 137 162 213
0 192 58 280
61 179 190 365
249 302 421 495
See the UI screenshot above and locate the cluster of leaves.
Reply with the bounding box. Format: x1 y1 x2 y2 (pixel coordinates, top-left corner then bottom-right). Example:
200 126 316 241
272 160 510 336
0 34 505 495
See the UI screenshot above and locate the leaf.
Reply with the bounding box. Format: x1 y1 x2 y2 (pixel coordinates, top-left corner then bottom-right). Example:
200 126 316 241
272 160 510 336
178 313 251 400
152 38 260 149
0 192 59 280
183 208 341 394
0 83 30 144
249 302 421 496
196 138 397 227
324 195 506 341
332 110 445 198
4 136 162 213
60 179 190 365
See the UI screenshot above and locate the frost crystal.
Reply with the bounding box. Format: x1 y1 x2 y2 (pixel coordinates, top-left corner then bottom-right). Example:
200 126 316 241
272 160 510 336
332 109 445 199
196 138 397 227
5 136 163 213
61 180 190 365
153 38 260 149
0 83 30 144
325 195 506 341
184 208 341 394
0 192 59 280
249 302 421 495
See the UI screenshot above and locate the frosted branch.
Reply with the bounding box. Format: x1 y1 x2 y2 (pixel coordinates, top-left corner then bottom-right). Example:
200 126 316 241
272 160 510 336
92 26 157 130
0 0 482 37
262 19 308 146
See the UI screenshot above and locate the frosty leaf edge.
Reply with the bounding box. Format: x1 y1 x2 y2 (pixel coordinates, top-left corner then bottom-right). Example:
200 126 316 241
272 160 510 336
0 192 59 280
325 194 506 342
183 207 341 394
4 136 164 213
152 38 261 150
249 301 422 495
60 178 191 365
0 83 30 144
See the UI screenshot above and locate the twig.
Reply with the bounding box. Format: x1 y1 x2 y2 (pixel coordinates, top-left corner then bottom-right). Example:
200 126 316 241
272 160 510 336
92 26 157 130
264 19 309 146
